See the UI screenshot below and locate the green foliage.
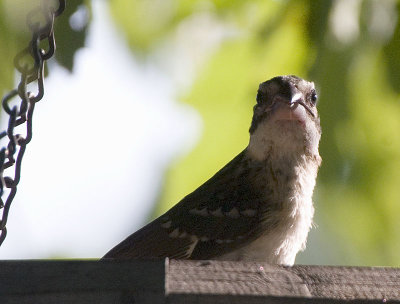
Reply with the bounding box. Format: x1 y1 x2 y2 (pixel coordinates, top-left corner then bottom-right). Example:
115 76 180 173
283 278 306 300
304 0 400 265
54 0 90 71
1 0 399 266
108 0 400 266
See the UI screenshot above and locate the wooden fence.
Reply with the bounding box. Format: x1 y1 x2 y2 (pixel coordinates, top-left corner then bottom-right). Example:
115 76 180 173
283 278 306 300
0 259 399 303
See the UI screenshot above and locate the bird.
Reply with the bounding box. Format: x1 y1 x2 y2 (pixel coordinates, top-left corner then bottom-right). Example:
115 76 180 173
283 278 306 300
103 75 322 265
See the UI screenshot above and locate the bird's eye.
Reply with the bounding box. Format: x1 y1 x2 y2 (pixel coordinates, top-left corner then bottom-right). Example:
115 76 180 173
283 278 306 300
310 90 317 105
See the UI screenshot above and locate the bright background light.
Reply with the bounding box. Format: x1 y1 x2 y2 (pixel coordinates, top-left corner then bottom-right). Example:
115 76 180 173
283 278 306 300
0 0 205 258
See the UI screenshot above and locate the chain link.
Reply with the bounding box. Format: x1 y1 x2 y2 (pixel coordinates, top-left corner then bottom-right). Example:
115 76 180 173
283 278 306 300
0 0 66 246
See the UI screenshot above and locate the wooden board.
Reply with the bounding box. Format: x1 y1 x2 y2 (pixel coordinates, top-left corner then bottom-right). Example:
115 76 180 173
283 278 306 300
167 260 400 303
0 259 399 303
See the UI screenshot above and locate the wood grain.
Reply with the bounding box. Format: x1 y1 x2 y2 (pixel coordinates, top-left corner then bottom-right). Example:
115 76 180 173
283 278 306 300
0 259 399 303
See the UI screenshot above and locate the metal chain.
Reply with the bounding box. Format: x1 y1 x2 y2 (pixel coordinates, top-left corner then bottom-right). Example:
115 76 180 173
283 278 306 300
0 0 66 246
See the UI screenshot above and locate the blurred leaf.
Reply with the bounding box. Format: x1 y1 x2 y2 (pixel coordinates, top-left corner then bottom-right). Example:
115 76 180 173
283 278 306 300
54 0 90 71
109 0 284 53
306 0 400 266
109 0 179 52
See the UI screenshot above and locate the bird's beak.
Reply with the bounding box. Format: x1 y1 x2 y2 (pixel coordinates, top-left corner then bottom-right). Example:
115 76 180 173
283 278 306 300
290 93 315 117
269 91 315 123
290 93 303 105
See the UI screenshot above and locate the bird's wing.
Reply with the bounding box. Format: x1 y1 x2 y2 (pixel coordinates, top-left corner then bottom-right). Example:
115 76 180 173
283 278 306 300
103 150 270 260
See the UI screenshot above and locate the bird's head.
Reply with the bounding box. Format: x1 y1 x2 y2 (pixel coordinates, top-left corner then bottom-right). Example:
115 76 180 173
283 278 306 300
248 75 321 161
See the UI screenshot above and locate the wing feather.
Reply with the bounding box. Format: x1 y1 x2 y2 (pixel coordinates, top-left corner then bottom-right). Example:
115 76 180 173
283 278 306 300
103 150 272 259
